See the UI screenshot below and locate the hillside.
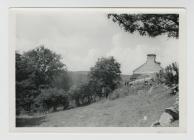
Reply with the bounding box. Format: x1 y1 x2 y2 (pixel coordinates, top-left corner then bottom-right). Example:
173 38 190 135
68 71 89 86
16 85 178 127
68 71 131 86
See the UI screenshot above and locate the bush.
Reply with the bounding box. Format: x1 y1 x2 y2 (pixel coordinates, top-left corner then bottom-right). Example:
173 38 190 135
156 62 179 87
68 85 81 106
68 83 96 107
34 88 69 112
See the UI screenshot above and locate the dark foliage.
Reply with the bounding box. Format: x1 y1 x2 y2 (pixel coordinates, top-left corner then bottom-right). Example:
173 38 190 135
16 53 39 114
156 62 179 87
34 88 69 112
23 46 66 87
68 83 96 107
67 56 122 107
16 46 70 115
107 14 179 38
16 47 122 115
89 56 122 97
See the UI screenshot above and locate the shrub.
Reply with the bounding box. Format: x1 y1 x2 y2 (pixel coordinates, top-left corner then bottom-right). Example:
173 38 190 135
68 83 95 107
34 88 69 112
68 85 82 106
156 62 179 87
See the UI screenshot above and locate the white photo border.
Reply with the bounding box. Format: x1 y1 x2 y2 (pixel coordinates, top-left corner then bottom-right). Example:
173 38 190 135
9 7 187 133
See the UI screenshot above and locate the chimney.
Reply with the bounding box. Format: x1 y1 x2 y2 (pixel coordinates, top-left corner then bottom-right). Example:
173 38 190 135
146 54 156 63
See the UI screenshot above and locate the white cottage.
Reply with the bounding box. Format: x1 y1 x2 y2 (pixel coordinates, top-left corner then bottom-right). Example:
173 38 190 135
129 54 162 84
133 54 162 75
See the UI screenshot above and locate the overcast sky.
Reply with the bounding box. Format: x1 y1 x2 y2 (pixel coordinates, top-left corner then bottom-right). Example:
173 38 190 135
16 11 179 75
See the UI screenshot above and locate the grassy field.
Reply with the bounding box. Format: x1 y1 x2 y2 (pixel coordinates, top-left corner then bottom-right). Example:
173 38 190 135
16 85 178 127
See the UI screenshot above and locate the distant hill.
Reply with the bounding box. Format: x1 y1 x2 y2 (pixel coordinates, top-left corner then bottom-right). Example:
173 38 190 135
68 71 131 86
68 71 89 86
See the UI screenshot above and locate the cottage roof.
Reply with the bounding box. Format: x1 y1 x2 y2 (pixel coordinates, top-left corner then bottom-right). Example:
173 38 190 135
133 54 162 74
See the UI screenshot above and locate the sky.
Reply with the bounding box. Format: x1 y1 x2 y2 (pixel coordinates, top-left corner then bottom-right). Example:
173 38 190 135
16 10 179 75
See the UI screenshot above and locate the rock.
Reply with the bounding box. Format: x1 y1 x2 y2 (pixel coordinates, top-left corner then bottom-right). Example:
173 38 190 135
159 112 173 126
165 107 179 120
153 97 179 127
151 121 161 127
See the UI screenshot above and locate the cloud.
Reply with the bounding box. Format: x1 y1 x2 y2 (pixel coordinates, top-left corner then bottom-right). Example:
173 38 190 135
16 11 179 75
107 32 179 74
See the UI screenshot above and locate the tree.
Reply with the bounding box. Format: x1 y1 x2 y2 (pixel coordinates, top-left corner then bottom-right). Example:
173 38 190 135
107 14 179 38
34 88 69 112
163 62 179 87
156 62 179 87
16 52 39 114
68 83 95 107
68 85 81 106
89 56 121 97
24 46 66 88
16 46 69 114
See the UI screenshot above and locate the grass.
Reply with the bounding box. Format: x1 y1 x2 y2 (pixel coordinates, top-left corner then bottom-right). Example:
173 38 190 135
16 115 46 127
16 85 178 127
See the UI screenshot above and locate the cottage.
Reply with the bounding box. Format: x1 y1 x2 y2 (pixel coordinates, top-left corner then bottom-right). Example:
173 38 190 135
129 54 162 84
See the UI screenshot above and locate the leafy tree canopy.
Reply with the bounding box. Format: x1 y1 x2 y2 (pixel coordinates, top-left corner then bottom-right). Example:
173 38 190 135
107 14 179 38
23 46 66 87
16 46 70 114
89 56 121 92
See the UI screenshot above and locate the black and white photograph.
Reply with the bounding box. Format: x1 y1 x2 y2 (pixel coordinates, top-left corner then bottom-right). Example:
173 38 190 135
10 8 186 131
